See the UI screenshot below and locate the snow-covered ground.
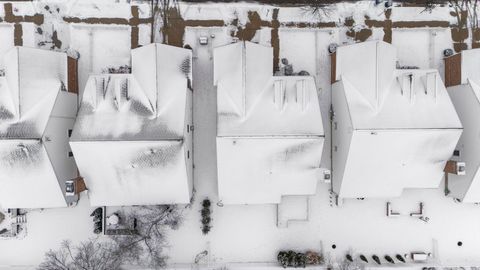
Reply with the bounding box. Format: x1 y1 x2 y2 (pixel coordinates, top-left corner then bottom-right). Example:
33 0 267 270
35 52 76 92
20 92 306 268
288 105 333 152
1 1 480 269
0 195 94 269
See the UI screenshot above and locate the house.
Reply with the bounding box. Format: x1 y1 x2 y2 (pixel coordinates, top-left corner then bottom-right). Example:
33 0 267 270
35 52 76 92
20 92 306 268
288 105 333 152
70 44 193 207
331 41 462 199
0 47 78 209
445 48 480 202
214 41 325 204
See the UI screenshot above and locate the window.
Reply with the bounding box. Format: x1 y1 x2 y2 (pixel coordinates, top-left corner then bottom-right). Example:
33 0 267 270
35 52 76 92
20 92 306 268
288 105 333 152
187 150 190 159
68 129 73 137
68 151 74 157
187 125 190 133
454 150 460 157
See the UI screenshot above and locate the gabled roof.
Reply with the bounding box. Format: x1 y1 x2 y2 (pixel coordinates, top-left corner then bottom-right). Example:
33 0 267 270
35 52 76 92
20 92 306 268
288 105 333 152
70 44 193 206
0 47 66 139
214 42 324 204
71 44 191 142
70 140 190 206
335 41 461 130
332 41 463 199
460 48 480 86
0 139 66 208
217 137 324 204
450 48 480 104
0 47 69 208
464 79 480 104
214 41 324 137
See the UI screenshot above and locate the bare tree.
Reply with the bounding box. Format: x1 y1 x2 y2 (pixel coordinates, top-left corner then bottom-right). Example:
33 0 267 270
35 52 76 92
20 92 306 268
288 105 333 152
111 205 183 269
37 239 125 270
39 205 183 270
450 0 479 31
149 0 180 43
302 1 332 19
421 0 438 13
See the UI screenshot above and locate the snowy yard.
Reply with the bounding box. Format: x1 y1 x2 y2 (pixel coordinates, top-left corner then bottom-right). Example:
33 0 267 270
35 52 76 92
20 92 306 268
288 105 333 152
1 0 480 269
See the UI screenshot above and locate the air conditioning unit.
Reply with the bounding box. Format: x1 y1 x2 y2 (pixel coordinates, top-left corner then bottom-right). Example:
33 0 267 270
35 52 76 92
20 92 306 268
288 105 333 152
65 177 88 196
411 252 429 262
199 36 208 45
65 180 75 196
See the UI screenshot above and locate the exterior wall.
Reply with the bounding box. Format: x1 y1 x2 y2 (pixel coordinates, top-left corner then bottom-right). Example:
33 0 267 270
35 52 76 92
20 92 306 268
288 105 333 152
43 92 78 205
447 84 480 202
50 91 77 118
184 86 194 199
331 82 354 196
444 53 462 87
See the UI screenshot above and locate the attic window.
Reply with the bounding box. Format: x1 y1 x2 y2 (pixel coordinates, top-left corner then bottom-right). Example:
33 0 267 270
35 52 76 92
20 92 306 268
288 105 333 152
274 80 285 110
453 150 460 157
68 129 73 137
398 73 415 99
296 79 309 111
424 72 437 97
68 151 74 157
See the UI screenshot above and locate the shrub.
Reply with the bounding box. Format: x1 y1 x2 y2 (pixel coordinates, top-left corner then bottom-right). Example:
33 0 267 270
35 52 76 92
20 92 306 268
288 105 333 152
277 250 314 268
200 198 212 235
305 251 323 265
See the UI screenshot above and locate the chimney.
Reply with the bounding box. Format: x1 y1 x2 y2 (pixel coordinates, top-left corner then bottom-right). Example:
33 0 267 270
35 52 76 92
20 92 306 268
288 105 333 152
67 57 79 94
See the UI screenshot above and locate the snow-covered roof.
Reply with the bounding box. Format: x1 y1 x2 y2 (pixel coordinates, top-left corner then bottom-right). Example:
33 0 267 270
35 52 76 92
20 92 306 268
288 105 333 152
0 47 69 208
214 42 324 136
71 44 191 141
70 44 193 206
334 41 461 130
332 41 462 198
214 42 324 204
459 48 480 86
0 47 66 139
447 48 480 202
